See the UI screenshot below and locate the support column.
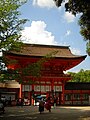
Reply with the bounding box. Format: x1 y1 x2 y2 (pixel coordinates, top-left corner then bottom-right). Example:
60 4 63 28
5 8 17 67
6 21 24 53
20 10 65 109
61 80 65 105
19 84 22 98
51 79 54 97
31 84 34 105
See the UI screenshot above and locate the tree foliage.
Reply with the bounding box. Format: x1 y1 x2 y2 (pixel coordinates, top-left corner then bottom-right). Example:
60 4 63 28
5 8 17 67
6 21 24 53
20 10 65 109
54 0 90 55
86 41 90 56
0 0 28 82
67 69 90 82
0 0 27 51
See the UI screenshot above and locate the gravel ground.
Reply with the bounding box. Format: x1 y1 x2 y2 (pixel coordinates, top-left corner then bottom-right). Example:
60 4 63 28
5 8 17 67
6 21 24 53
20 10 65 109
0 106 90 120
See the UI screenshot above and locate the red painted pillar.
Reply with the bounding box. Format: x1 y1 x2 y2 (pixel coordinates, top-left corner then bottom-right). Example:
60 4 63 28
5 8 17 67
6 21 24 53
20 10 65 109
51 79 54 97
31 84 34 105
51 80 54 91
62 81 65 105
19 84 22 98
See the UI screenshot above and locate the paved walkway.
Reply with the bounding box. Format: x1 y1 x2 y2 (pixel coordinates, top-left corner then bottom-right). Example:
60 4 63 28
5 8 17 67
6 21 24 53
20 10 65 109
0 106 90 120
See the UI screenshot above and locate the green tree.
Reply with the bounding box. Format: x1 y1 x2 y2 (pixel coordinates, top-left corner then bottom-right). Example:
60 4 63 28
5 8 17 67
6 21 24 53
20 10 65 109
54 0 90 55
0 0 28 82
0 0 27 51
68 69 90 82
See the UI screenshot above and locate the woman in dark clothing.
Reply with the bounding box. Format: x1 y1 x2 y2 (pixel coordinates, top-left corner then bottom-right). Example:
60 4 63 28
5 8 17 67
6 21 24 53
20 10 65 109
39 99 44 114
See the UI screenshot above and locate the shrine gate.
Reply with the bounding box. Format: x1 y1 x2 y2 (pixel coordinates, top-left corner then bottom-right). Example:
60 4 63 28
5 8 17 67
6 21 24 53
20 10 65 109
3 44 86 105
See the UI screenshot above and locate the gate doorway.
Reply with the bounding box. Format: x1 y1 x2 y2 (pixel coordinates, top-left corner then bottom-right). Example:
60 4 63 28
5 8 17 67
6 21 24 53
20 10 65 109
46 92 61 106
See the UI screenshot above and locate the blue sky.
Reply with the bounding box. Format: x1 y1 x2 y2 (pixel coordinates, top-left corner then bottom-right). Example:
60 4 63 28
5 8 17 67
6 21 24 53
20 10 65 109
19 0 90 72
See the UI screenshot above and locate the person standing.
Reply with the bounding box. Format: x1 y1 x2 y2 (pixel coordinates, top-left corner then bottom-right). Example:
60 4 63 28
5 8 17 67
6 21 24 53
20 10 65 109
53 96 58 108
45 97 51 112
39 98 45 114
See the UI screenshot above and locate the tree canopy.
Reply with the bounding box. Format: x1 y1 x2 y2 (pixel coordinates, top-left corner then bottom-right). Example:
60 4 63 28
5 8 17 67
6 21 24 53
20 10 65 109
0 0 28 82
54 0 90 55
0 0 27 51
68 69 90 82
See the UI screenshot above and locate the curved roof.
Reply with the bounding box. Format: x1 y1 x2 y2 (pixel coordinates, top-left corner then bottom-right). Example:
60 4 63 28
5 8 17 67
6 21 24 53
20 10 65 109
3 43 87 72
6 43 87 59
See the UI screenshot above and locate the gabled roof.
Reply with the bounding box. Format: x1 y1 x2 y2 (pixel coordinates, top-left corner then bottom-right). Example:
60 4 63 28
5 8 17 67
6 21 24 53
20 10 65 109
6 43 87 59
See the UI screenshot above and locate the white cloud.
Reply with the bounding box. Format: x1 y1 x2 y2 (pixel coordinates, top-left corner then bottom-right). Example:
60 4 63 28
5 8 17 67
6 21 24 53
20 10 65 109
64 12 75 23
65 30 71 36
21 21 57 45
33 0 55 8
70 47 81 55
